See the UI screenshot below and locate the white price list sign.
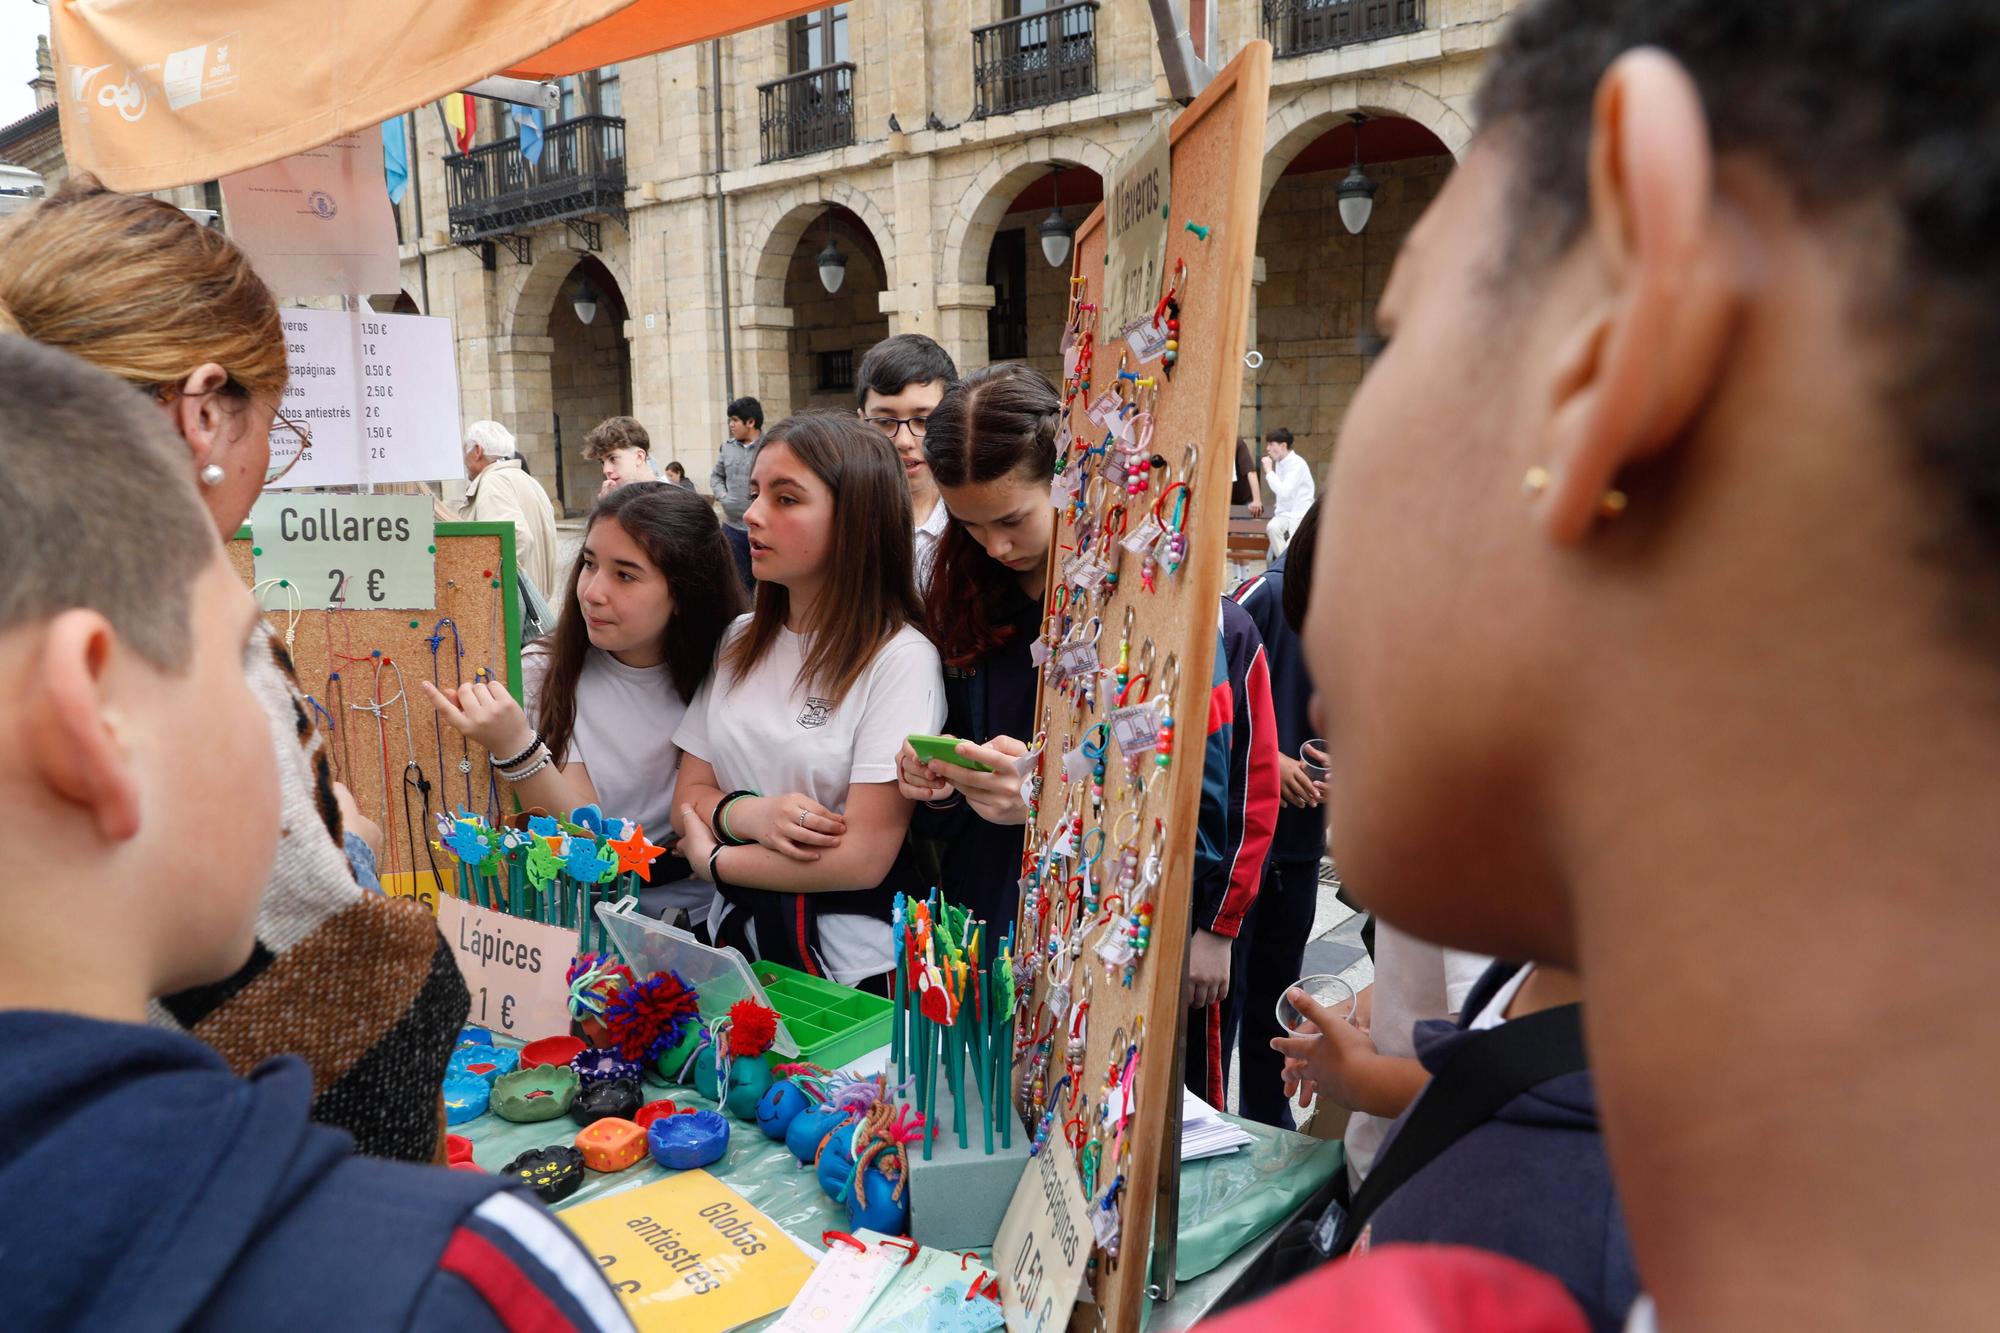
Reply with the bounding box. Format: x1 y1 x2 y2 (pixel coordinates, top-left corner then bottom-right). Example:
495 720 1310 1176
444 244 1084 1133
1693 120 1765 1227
271 308 464 488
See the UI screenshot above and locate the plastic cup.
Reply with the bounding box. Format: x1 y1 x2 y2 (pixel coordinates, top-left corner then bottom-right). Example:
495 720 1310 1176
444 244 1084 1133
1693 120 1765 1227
1300 738 1329 785
1276 973 1357 1034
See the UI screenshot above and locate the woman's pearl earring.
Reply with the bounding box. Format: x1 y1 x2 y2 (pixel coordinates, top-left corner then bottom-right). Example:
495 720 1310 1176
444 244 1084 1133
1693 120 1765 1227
199 463 226 487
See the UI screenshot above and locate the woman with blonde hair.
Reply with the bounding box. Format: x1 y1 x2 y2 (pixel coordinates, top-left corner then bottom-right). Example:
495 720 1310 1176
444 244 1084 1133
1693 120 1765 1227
0 177 468 1163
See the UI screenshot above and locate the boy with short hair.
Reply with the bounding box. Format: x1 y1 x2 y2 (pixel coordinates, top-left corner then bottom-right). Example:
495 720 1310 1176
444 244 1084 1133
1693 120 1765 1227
0 337 630 1332
714 396 764 589
1261 427 1315 557
855 334 959 590
582 414 658 492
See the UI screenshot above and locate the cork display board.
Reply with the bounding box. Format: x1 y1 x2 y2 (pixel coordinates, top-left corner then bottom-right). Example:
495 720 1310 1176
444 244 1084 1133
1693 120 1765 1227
228 521 524 905
1010 41 1272 1332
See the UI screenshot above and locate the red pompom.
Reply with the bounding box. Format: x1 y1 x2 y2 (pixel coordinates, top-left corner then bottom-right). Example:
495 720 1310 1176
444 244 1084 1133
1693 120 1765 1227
727 999 779 1057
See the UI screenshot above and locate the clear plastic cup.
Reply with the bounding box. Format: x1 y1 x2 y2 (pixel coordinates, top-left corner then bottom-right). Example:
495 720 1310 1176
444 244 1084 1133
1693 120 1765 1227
1276 973 1357 1033
1301 738 1329 784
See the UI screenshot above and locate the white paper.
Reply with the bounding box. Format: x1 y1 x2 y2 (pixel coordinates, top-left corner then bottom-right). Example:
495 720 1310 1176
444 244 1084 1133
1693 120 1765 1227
222 134 401 296
1181 1088 1257 1162
272 309 464 488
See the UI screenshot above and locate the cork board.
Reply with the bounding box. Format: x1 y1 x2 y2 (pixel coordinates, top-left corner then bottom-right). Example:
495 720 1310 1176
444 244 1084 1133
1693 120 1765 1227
228 521 525 905
1010 41 1272 1332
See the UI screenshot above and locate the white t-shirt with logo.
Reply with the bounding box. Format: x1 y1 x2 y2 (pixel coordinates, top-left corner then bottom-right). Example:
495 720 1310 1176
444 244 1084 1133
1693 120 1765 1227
523 645 707 918
675 616 945 984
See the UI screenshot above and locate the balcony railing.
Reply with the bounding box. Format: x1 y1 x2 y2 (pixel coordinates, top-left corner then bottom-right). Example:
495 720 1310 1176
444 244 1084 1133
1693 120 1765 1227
972 2 1099 120
1262 0 1425 58
445 115 626 257
759 63 856 163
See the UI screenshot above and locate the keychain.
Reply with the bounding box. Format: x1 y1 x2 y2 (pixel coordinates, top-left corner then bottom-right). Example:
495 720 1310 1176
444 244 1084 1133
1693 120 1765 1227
1157 259 1187 377
1153 654 1180 777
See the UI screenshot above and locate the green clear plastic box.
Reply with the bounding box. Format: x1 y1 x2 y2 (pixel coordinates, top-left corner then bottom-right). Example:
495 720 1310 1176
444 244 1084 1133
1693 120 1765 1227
594 896 890 1070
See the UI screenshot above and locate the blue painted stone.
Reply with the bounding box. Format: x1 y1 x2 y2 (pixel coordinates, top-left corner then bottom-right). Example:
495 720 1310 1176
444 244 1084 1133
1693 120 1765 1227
442 1075 490 1124
845 1167 909 1236
725 1058 773 1122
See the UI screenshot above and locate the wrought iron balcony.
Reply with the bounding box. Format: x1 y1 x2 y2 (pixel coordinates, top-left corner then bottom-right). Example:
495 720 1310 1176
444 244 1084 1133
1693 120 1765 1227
972 2 1099 120
1262 0 1425 59
445 114 627 262
758 63 856 164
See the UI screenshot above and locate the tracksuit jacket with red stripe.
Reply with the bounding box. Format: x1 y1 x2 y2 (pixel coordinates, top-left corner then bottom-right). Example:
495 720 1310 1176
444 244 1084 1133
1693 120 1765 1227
1192 599 1281 940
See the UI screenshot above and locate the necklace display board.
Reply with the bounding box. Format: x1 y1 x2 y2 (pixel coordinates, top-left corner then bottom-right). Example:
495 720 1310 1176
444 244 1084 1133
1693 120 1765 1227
1007 41 1271 1333
228 520 525 904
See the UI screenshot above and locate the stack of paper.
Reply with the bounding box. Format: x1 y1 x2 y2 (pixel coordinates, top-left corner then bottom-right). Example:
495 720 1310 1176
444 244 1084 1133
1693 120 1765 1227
1181 1089 1256 1162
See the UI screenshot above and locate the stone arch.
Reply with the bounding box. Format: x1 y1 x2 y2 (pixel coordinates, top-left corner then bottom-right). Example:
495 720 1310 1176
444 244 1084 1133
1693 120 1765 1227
738 178 897 312
1261 77 1470 209
939 133 1120 291
502 241 637 339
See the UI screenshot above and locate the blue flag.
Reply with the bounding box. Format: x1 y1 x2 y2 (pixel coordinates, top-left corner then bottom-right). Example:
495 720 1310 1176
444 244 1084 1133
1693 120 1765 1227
381 118 408 205
511 105 546 167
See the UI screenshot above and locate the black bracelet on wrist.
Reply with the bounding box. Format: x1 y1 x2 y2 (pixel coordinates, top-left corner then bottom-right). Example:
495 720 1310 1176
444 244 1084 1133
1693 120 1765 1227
706 844 728 888
712 790 759 846
492 732 544 771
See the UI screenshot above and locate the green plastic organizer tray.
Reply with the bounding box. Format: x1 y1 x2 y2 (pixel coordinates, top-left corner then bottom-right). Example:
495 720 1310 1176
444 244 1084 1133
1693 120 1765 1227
751 961 892 1072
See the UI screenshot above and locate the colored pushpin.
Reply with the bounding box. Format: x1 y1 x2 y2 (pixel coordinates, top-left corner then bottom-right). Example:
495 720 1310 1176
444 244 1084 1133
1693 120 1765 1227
1184 220 1210 240
251 546 263 555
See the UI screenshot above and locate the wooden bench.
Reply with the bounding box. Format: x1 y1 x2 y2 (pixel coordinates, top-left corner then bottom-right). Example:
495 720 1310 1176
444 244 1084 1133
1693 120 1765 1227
1226 506 1269 566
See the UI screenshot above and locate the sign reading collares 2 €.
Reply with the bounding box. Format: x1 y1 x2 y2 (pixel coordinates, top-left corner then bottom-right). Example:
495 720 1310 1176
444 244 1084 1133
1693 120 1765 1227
249 493 435 610
1102 111 1174 340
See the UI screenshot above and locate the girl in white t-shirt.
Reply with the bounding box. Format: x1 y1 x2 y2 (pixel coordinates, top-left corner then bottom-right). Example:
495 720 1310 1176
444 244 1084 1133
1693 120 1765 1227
423 484 746 916
674 412 945 988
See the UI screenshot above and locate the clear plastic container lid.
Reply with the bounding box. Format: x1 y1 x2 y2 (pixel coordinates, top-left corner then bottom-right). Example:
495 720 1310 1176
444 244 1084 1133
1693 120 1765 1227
593 896 801 1057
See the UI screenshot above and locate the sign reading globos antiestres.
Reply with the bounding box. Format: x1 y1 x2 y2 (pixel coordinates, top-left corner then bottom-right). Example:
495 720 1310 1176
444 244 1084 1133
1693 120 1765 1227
249 493 435 610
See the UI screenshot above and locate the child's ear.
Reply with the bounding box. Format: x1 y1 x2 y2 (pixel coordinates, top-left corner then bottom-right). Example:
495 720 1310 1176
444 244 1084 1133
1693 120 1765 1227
27 611 142 842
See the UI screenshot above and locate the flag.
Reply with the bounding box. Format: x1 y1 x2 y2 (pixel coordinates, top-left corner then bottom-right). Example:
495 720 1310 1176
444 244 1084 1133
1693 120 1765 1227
442 93 476 153
511 105 546 167
381 117 408 205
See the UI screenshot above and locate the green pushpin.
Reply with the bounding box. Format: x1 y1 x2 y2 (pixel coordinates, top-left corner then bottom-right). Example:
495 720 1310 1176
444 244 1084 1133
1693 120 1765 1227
427 544 437 553
409 619 420 629
1185 220 1211 240
490 579 500 589
251 546 263 555
1161 203 1170 219
277 579 288 587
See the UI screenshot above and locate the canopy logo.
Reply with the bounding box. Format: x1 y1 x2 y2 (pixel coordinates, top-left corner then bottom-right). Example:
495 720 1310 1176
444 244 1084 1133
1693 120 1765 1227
69 63 148 123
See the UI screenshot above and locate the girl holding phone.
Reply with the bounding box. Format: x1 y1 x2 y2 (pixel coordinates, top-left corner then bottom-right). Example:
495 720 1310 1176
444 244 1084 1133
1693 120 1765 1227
674 413 944 988
895 364 1060 929
423 483 744 917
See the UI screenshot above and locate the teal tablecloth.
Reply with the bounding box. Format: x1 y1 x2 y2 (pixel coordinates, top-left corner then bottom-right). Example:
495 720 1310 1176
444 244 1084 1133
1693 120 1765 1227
458 1067 1342 1324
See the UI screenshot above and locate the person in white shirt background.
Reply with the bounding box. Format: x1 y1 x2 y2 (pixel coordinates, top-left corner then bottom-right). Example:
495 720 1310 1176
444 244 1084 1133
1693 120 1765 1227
673 411 943 990
421 483 746 923
855 334 959 593
1262 426 1317 557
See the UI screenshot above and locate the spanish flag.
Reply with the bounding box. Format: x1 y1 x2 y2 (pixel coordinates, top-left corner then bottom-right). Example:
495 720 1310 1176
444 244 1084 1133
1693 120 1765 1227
442 93 476 154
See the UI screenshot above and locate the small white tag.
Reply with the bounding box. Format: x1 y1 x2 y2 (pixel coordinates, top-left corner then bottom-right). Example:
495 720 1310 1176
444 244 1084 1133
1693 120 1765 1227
1056 638 1101 680
1122 313 1170 364
1051 467 1080 510
1110 701 1163 757
1069 558 1108 592
1108 409 1135 444
1122 514 1166 555
1049 821 1077 859
1029 638 1051 668
1062 744 1093 785
1061 331 1080 380
1085 390 1122 429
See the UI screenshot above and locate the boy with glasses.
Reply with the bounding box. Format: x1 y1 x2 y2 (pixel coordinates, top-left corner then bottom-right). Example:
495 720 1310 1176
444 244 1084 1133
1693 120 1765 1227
855 334 959 591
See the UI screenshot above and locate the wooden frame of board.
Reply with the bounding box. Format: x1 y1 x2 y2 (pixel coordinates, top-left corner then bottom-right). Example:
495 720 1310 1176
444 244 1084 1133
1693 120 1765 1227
1010 40 1273 1333
229 520 525 906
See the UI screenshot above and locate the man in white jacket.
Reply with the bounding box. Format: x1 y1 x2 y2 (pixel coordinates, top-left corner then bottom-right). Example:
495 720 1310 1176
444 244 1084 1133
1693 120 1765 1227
1262 427 1316 557
451 420 559 598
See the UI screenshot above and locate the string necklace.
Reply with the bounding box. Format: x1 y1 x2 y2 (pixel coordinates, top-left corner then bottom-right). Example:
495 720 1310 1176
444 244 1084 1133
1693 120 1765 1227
248 577 302 653
427 617 475 812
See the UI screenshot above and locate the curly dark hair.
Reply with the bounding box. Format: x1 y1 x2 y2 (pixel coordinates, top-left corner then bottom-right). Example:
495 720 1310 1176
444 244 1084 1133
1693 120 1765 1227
1476 0 2000 582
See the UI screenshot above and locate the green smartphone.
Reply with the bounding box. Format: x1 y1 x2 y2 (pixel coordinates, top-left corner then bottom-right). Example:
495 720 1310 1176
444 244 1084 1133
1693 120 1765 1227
906 734 993 772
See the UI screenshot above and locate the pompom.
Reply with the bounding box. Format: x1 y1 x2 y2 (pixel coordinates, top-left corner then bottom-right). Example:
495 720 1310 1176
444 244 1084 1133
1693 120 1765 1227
726 999 779 1058
604 970 701 1064
565 953 634 1025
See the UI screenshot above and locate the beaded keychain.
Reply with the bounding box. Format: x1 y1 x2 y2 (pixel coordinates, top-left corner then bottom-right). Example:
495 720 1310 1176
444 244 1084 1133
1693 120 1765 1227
1112 606 1136 709
1112 640 1158 794
1080 722 1110 820
1153 654 1181 778
1078 825 1106 915
1144 443 1197 590
1155 259 1188 378
427 617 475 812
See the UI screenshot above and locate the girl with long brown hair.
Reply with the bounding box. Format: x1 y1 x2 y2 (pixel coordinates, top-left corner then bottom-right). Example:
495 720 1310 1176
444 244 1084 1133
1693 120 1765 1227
673 412 944 987
894 364 1061 930
421 483 744 917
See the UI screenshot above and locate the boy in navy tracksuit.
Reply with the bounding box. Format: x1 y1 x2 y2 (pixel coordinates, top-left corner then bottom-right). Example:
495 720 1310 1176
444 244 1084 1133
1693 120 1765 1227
1183 599 1280 1109
0 340 631 1333
1231 546 1324 1127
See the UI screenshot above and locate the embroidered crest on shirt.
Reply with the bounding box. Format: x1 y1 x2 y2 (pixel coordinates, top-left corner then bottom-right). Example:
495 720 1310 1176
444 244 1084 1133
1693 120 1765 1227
797 697 834 729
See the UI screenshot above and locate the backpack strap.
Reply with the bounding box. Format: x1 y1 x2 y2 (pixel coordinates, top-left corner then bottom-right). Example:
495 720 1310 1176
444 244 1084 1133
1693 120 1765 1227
1336 1001 1587 1254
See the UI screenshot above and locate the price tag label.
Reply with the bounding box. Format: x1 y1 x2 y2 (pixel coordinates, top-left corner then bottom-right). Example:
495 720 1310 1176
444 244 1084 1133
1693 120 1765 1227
1068 557 1108 593
1122 514 1166 555
1050 467 1081 511
1029 638 1052 668
994 1138 1092 1333
1055 638 1101 680
1062 744 1093 785
249 494 435 609
1084 390 1122 430
1062 336 1082 382
1110 701 1163 757
435 894 575 1038
1121 313 1170 364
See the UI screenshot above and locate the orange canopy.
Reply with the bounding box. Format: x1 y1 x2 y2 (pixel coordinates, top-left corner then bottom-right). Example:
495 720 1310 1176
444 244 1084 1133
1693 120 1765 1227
49 0 821 192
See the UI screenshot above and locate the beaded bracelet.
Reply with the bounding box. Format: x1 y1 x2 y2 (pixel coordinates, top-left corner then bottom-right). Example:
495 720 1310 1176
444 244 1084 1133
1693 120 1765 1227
492 732 544 771
501 750 552 784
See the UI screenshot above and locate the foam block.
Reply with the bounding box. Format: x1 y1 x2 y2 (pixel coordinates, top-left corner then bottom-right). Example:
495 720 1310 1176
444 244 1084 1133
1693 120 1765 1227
903 1073 1028 1250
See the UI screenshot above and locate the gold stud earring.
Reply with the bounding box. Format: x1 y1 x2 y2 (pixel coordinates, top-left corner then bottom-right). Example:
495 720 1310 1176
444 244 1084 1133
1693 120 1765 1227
1520 465 1549 499
1598 488 1629 519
